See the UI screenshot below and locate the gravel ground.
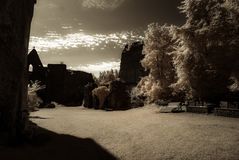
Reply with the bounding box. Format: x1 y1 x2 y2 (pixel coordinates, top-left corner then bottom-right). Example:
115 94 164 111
26 105 239 160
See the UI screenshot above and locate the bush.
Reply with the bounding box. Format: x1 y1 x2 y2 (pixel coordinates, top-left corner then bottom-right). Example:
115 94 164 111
28 81 45 111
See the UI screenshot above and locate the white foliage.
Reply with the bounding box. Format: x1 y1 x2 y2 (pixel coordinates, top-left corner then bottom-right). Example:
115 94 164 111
28 81 45 111
134 76 162 103
134 0 239 102
228 76 239 92
135 23 177 103
173 0 239 100
92 86 110 108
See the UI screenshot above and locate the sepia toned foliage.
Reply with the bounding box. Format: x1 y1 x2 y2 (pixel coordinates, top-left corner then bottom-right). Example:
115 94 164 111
92 86 110 108
172 0 239 101
28 81 45 111
134 0 239 103
96 69 119 85
134 24 177 103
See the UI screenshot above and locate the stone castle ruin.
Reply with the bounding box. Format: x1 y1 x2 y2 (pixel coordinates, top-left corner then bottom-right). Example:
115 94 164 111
84 42 148 110
27 41 147 110
28 49 95 106
119 42 148 85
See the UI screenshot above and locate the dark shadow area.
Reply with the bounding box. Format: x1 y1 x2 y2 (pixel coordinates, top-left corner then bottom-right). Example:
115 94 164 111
29 116 49 119
0 126 118 160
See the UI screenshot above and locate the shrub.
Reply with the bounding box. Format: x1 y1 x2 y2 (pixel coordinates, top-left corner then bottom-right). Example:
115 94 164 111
28 81 45 111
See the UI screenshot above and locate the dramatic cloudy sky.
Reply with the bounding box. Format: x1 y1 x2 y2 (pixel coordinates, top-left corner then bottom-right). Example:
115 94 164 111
29 0 185 76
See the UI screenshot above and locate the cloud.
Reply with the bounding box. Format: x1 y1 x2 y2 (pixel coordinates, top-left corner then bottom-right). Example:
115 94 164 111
82 0 125 10
29 31 143 53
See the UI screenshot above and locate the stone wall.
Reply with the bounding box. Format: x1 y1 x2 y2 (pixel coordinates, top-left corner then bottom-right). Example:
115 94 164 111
0 0 36 142
63 70 95 106
28 63 95 106
119 42 148 85
107 80 131 110
83 83 98 108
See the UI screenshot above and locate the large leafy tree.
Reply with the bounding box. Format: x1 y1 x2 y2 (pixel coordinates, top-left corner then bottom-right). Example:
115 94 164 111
173 0 239 102
135 23 177 103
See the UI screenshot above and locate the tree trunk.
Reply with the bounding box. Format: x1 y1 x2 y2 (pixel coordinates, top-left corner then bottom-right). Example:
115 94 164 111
0 0 36 144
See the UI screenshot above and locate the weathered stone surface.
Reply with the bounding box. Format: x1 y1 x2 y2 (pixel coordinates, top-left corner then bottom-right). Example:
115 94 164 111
0 0 36 142
83 83 97 108
28 49 43 70
27 51 96 106
108 80 131 110
63 70 95 106
27 48 97 106
46 64 67 104
28 49 47 84
119 42 148 85
93 95 100 109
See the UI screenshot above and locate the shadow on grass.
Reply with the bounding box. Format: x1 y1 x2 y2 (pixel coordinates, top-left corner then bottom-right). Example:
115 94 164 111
0 125 118 160
29 116 50 119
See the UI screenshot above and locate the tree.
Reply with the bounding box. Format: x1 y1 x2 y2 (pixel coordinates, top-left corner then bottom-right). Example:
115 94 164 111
97 69 119 85
134 23 177 103
172 0 239 102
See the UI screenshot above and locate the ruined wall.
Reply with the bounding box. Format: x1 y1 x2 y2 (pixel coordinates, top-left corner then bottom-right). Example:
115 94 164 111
0 0 35 141
64 70 95 106
108 80 131 110
119 42 148 85
28 49 43 71
28 57 95 106
45 64 95 106
47 64 67 104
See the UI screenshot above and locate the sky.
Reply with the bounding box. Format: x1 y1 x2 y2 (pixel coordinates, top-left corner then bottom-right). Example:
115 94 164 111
29 0 185 76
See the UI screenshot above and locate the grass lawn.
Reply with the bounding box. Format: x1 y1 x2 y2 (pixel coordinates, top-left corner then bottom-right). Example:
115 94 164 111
1 105 239 160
